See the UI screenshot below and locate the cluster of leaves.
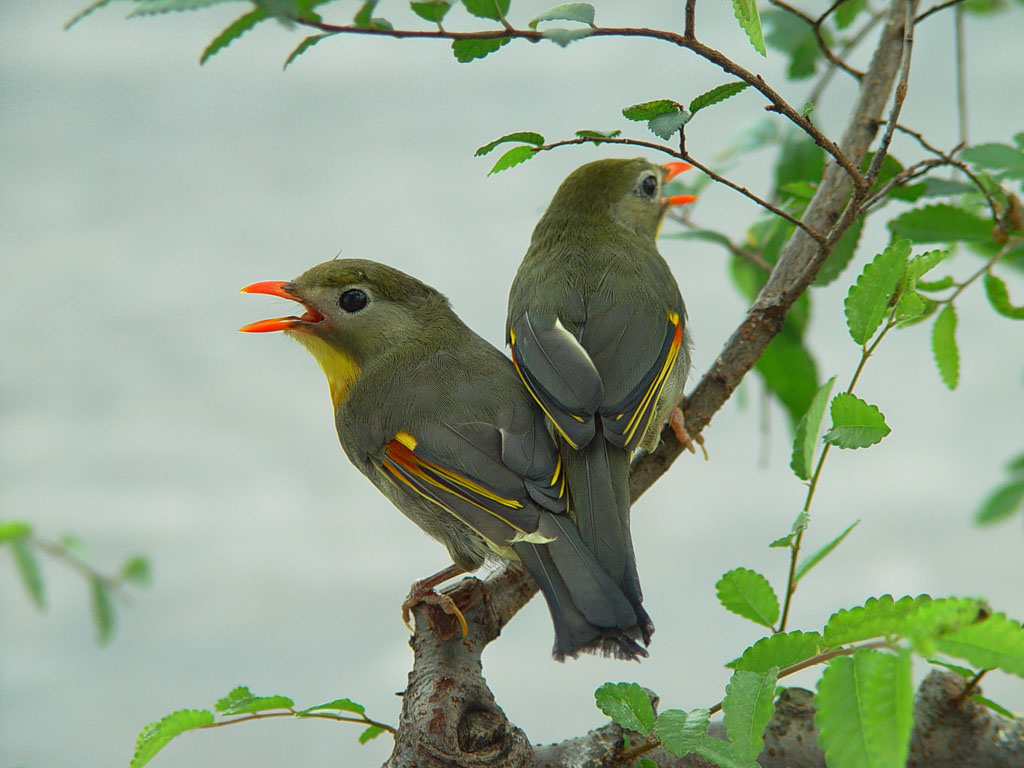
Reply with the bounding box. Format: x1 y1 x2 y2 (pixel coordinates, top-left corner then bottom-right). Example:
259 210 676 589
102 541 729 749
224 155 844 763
599 595 1024 768
1 520 150 645
131 686 392 768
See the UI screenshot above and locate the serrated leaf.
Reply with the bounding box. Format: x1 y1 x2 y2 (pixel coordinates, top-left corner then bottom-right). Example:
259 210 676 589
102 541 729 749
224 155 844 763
894 290 925 322
487 145 535 176
931 305 959 389
901 598 987 655
843 239 910 344
216 686 293 715
732 0 766 56
723 668 778 762
299 697 366 715
0 520 32 542
647 110 689 141
823 393 891 449
574 129 622 145
975 479 1024 525
688 82 751 116
815 649 913 768
475 132 545 157
906 248 951 282
11 539 45 610
794 520 858 583
961 142 1024 180
461 0 509 20
815 217 863 286
199 8 266 65
889 204 993 243
937 613 1024 678
131 709 215 768
358 724 386 743
834 0 865 27
283 33 331 70
528 2 594 28
983 273 1024 318
770 510 809 548
594 682 655 734
541 27 593 46
791 376 836 480
410 0 451 23
622 99 678 121
823 595 932 646
451 36 509 62
90 577 115 645
716 568 780 628
728 631 823 672
120 555 152 586
654 708 711 757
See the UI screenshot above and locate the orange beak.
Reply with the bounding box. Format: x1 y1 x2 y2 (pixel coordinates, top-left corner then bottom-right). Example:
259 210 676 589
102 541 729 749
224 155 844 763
660 162 697 208
239 280 322 333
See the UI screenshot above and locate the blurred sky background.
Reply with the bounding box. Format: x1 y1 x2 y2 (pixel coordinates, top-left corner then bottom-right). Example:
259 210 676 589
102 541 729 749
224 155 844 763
2 1 1023 766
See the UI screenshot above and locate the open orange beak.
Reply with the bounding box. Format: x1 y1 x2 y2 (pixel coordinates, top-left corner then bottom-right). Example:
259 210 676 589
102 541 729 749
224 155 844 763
661 162 698 207
239 280 323 333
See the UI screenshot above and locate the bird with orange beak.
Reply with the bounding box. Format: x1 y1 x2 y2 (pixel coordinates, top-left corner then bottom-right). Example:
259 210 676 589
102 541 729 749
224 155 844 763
506 158 697 651
241 258 653 660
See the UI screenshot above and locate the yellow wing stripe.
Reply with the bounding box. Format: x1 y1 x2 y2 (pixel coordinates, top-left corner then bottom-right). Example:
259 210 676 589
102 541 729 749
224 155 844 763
622 314 683 445
509 337 581 451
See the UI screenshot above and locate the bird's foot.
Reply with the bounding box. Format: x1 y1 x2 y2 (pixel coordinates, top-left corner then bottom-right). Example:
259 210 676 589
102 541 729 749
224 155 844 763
670 406 708 461
401 564 468 637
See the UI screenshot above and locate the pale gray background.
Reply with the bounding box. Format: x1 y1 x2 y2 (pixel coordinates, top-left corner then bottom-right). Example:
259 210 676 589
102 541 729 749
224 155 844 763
2 2 1022 767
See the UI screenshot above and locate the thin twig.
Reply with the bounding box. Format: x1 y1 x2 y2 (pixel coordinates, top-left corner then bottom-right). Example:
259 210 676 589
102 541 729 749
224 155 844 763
914 0 967 24
198 709 397 735
768 0 865 79
954 669 990 705
808 10 884 104
684 0 697 39
28 534 132 603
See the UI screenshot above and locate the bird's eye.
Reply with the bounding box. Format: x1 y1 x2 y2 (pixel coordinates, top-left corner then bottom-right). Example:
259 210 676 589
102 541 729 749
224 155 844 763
339 288 368 313
639 173 659 198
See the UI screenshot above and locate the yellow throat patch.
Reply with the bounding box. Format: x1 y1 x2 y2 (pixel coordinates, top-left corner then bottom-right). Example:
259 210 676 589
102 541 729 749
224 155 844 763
288 331 361 409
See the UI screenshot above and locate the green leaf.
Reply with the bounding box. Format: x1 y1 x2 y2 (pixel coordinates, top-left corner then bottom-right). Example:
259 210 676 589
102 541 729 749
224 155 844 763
622 99 679 121
352 0 392 29
755 331 819 430
359 725 386 743
131 709 215 768
541 27 593 46
889 204 993 243
65 0 121 29
961 142 1024 180
814 216 863 286
936 613 1024 678
775 133 825 192
824 393 891 449
975 479 1024 525
215 686 294 715
723 668 779 762
90 577 115 645
199 8 266 65
654 708 711 757
283 33 331 70
843 239 910 344
635 759 659 768
763 10 820 78
647 110 689 141
11 539 45 610
688 82 751 116
794 520 859 583
865 154 926 202
916 276 954 291
894 290 926 323
728 631 823 673
983 273 1024 318
528 2 595 28
0 520 32 542
823 595 932 646
833 0 865 27
972 694 1018 719
770 510 809 548
574 129 621 141
801 100 815 117
928 658 975 678
906 247 951 282
920 177 977 197
475 132 545 156
931 305 960 389
299 697 366 715
594 682 655 734
815 649 914 768
487 145 535 176
732 0 766 56
901 598 987 655
410 0 452 23
130 0 239 16
791 376 836 480
120 555 152 586
451 36 510 62
461 0 509 20
716 568 780 628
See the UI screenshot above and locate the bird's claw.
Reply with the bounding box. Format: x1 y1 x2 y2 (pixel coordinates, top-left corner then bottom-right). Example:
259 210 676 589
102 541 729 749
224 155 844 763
400 564 469 637
670 406 708 461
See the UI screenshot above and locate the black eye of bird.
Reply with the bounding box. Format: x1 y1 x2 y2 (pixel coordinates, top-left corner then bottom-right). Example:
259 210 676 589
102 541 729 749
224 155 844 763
339 288 368 313
639 174 658 198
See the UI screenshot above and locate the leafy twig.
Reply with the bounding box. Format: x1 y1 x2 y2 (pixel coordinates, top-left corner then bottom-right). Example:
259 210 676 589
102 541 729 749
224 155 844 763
768 0 865 80
28 534 133 603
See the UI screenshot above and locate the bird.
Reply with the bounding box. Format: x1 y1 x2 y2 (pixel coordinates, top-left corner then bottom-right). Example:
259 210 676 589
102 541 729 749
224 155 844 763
240 258 651 660
505 157 696 649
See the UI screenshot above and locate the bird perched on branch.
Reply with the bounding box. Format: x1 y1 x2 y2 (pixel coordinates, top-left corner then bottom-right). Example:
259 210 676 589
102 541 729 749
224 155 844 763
241 258 651 660
506 158 697 650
